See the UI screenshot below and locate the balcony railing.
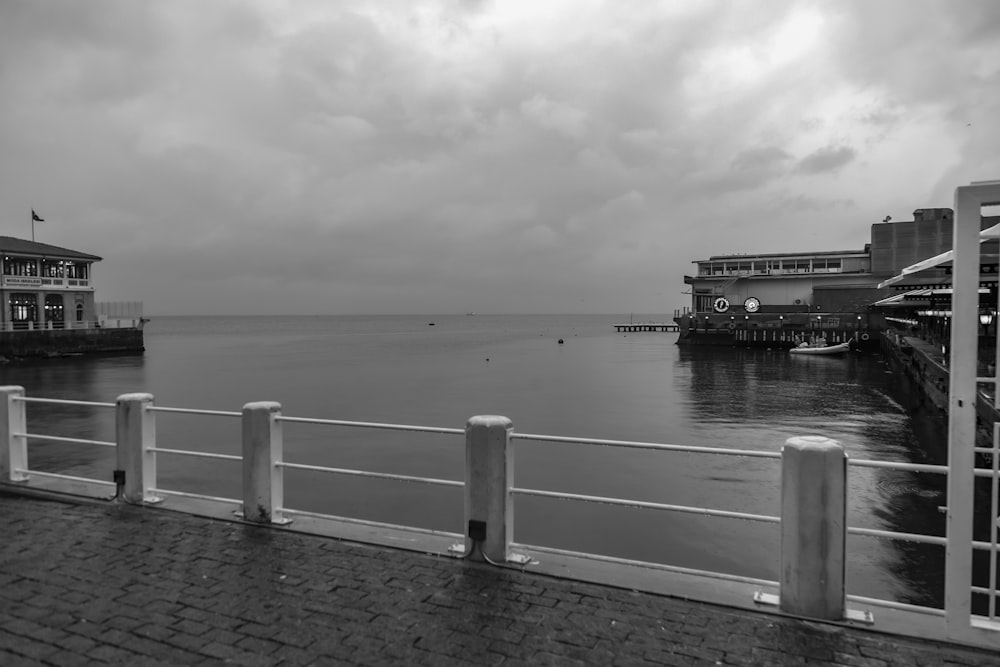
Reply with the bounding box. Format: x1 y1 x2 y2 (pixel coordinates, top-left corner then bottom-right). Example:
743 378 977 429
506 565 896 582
1 275 90 289
1 320 142 332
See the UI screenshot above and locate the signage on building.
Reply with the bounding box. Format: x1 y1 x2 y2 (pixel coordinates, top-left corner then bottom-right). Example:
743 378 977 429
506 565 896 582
3 276 42 287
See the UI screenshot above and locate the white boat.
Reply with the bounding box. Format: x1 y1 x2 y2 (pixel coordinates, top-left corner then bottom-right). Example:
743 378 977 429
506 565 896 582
789 339 853 355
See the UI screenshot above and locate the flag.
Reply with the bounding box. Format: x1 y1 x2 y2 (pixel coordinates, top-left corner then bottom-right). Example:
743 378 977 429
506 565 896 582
31 209 44 222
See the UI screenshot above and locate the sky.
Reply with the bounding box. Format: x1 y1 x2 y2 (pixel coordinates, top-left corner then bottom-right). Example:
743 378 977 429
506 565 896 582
1 0 999 316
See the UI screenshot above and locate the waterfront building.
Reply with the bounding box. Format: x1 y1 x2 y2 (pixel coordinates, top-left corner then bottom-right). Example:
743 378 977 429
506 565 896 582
675 208 964 348
873 216 1000 370
0 236 144 357
1 236 100 330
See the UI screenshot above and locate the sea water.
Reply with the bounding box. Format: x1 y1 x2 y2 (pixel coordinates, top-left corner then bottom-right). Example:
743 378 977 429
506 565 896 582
3 314 947 607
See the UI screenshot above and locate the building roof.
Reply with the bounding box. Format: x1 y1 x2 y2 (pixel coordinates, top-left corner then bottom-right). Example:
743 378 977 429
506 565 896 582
694 249 868 263
0 236 102 262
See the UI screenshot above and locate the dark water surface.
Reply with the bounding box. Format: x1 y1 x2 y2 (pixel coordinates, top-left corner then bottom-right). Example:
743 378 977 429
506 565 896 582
3 314 948 606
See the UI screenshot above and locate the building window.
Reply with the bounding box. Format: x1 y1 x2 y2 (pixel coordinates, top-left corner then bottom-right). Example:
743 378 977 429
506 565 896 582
812 259 843 273
76 304 84 322
42 260 65 278
3 256 38 276
66 263 89 279
695 295 714 312
45 295 65 328
10 293 37 329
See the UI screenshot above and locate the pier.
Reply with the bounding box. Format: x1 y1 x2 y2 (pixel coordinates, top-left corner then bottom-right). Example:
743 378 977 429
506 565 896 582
613 322 679 332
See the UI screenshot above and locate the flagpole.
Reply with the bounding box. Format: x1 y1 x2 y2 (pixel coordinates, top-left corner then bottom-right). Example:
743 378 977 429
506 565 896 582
31 210 34 242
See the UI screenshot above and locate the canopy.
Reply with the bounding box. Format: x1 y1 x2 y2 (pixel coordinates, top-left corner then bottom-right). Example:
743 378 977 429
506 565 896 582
872 287 989 307
876 222 1000 289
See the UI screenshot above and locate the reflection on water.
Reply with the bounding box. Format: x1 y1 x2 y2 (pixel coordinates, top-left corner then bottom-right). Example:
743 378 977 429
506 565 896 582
1 316 955 607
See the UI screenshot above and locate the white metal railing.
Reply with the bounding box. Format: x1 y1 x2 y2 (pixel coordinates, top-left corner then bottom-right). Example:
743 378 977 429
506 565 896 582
0 385 985 644
96 301 143 319
3 395 116 488
947 179 1000 646
0 320 139 332
1 275 90 289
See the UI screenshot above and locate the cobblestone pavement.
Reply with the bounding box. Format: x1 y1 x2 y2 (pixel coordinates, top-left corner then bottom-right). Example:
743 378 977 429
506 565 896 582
1 491 998 666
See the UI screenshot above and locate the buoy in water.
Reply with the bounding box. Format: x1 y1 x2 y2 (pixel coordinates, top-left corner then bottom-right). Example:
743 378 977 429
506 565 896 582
558 339 564 344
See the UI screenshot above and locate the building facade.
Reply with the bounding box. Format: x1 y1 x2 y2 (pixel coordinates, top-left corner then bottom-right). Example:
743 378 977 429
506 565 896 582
1 236 101 330
676 208 958 347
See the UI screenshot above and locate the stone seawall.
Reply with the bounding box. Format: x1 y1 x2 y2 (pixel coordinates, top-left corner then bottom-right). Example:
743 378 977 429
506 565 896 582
0 328 144 359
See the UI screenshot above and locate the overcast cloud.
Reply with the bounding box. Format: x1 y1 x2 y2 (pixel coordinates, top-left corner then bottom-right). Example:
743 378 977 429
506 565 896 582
1 0 998 315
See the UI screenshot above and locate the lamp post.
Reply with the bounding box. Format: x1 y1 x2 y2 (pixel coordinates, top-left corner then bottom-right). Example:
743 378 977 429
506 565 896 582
980 310 994 337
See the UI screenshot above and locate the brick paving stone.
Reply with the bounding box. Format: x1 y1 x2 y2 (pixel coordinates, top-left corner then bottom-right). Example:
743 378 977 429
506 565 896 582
2 491 1000 666
44 649 100 667
84 643 142 662
131 623 176 642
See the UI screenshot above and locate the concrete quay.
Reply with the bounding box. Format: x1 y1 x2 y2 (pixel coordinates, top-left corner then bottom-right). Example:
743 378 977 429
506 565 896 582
1 491 998 667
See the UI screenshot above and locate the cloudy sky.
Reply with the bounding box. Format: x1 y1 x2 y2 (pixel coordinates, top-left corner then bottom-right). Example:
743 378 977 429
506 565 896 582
1 0 998 315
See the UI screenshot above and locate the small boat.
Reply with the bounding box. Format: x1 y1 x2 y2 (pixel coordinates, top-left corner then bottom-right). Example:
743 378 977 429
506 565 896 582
789 338 853 355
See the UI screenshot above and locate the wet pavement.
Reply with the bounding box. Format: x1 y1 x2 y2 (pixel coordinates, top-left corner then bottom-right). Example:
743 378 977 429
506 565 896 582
1 489 998 666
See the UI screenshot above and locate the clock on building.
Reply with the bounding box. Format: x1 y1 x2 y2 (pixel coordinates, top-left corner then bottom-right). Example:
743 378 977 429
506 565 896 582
744 297 761 313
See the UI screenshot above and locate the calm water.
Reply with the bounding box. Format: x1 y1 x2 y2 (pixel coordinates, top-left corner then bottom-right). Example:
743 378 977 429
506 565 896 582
4 314 948 606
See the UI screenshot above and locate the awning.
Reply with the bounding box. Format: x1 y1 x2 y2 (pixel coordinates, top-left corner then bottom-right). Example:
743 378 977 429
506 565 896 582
877 251 953 288
872 292 928 307
871 287 988 307
877 223 1000 288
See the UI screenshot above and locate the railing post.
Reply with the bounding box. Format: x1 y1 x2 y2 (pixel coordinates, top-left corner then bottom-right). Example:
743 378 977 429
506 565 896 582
0 386 29 482
780 435 847 620
115 393 160 503
242 401 287 524
465 415 514 562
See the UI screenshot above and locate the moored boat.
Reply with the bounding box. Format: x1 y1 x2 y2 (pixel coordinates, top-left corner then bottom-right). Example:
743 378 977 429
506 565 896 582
789 339 853 355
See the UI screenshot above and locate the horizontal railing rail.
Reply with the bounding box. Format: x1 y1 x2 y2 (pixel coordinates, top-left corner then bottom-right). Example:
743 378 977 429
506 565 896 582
15 397 116 408
277 414 464 435
0 320 135 333
18 469 116 487
147 406 242 418
277 461 463 488
152 448 242 462
0 385 968 636
512 432 783 459
17 433 115 448
510 486 781 523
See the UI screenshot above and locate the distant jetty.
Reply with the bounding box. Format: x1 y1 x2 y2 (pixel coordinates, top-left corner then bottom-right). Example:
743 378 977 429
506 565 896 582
613 322 679 332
